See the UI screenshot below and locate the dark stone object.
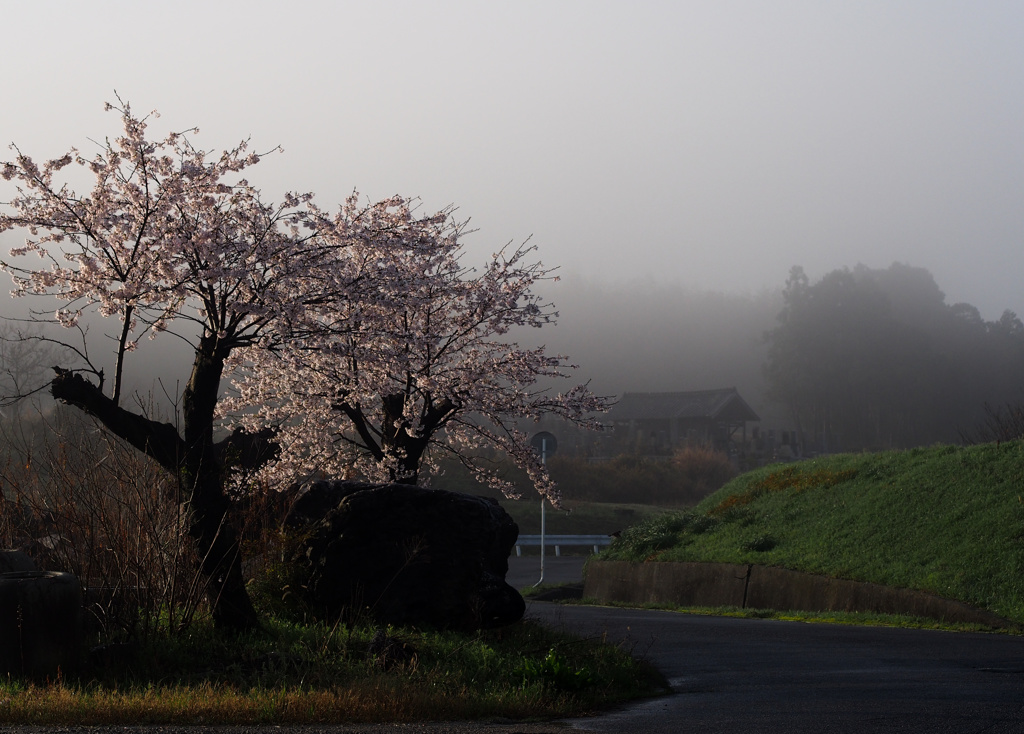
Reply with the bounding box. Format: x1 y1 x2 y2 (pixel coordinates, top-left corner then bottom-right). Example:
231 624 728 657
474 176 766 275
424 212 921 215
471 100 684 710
0 571 82 678
285 481 525 630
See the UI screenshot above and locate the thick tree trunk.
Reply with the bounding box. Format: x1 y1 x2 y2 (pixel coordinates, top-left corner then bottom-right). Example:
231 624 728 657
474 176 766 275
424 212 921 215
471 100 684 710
51 345 261 633
379 392 456 486
180 335 260 632
182 466 259 632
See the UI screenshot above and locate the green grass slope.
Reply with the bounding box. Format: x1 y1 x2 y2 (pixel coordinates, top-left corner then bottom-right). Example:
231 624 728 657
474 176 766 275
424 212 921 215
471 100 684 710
601 442 1024 623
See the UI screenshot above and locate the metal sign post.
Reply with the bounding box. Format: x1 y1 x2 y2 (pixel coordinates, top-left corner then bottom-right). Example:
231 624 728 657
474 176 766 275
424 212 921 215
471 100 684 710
538 494 545 586
530 432 557 587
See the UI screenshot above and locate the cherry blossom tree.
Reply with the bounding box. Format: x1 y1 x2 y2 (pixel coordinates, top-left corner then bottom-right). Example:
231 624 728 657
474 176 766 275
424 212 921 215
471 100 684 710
0 99 335 631
225 197 610 505
2 99 609 631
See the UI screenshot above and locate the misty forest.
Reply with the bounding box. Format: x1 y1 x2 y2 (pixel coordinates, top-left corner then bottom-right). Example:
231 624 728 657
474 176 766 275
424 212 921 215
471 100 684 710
542 261 1024 456
763 263 1024 452
6 260 1018 459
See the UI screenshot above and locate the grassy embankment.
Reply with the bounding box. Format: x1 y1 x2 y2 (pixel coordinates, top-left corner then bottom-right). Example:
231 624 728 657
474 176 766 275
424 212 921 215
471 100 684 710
601 441 1024 624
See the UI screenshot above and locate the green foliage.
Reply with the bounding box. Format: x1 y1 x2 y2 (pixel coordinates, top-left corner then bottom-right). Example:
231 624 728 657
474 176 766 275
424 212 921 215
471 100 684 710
740 535 777 553
515 648 596 692
602 442 1024 623
709 465 858 515
610 511 719 561
246 556 312 623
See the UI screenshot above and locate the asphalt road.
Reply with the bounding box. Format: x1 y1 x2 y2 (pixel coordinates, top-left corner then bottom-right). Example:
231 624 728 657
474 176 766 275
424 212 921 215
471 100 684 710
506 553 588 589
528 602 1024 733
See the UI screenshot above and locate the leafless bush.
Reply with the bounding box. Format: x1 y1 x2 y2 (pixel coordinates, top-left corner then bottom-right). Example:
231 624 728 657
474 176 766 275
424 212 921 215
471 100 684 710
670 444 736 497
546 445 735 506
0 407 208 641
959 402 1024 445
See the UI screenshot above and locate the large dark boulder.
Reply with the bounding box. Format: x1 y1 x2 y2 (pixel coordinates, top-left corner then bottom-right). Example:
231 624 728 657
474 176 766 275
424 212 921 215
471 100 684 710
283 481 524 630
0 571 82 678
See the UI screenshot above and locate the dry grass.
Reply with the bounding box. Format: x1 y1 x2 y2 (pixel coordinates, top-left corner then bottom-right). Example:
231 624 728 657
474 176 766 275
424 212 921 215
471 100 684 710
0 680 565 725
0 407 207 639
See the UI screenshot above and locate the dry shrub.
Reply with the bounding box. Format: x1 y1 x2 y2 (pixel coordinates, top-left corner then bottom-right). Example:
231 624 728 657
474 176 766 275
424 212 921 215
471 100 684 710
0 407 207 640
547 446 735 506
670 444 736 498
231 477 302 598
960 401 1024 444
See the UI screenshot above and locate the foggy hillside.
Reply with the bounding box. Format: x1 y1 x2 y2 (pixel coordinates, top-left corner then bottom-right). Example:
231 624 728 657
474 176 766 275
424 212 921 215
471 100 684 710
535 262 1024 452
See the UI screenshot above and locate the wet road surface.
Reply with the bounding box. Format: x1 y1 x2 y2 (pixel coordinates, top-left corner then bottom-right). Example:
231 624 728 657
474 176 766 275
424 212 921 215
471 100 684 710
531 602 1024 733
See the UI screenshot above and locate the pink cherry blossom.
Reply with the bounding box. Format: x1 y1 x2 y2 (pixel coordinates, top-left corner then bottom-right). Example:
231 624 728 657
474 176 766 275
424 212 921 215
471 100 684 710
0 98 610 629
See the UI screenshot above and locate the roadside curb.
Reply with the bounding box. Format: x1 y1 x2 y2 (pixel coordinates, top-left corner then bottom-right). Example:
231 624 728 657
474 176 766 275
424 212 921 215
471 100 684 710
583 560 1016 628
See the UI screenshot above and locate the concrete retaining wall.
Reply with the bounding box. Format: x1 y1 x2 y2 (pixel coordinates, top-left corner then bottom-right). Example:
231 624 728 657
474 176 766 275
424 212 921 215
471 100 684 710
584 560 1014 628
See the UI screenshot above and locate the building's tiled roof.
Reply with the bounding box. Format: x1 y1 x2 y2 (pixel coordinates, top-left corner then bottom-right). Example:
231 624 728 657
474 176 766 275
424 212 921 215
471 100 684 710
608 388 760 423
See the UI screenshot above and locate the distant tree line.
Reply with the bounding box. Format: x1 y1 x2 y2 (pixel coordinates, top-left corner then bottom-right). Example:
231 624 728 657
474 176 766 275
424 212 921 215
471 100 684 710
763 263 1024 452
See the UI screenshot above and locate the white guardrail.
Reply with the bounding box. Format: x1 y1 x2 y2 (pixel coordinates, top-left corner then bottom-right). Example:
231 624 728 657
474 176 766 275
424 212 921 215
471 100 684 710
514 534 614 557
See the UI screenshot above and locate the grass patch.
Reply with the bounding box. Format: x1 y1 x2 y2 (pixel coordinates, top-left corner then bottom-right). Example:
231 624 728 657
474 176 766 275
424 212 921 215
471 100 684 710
0 616 665 725
571 598 1015 634
601 441 1024 624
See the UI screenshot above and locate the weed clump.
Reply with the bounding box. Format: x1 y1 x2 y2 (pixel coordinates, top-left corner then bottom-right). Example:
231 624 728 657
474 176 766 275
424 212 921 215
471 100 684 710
609 511 720 561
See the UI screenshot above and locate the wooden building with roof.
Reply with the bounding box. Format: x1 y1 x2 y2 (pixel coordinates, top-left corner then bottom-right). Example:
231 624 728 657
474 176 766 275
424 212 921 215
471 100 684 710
607 387 760 454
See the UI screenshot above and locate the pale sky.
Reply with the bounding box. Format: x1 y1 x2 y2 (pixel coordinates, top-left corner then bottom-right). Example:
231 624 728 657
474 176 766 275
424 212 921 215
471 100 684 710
3 0 1023 319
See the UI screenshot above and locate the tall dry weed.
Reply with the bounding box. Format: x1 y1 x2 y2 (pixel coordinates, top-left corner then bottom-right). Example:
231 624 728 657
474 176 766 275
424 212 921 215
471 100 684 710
670 444 736 498
547 445 735 506
0 406 208 640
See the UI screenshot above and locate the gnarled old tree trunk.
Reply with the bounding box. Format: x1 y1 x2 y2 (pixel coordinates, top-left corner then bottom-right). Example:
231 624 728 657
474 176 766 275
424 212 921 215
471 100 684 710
177 335 260 632
50 336 261 632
